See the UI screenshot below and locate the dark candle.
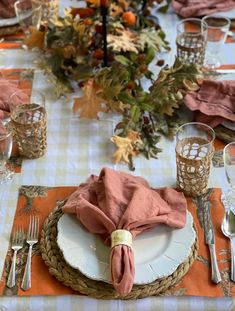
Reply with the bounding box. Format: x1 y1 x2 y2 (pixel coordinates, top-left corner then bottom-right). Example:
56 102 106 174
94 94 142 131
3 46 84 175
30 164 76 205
100 0 109 67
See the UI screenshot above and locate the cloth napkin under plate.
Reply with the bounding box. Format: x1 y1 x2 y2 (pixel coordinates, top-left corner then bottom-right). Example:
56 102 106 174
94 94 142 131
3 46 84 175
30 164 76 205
62 167 187 295
172 0 235 18
184 79 235 128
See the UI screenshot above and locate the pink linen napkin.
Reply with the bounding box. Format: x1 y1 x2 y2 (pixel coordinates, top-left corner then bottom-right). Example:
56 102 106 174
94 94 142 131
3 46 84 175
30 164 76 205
62 167 187 295
184 79 235 128
172 0 235 18
0 78 28 119
0 0 16 18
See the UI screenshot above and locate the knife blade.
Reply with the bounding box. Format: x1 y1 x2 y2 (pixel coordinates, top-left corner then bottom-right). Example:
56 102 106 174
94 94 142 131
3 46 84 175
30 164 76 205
203 196 221 284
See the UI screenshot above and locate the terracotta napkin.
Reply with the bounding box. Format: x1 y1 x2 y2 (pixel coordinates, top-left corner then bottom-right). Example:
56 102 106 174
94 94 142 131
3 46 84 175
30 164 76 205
62 167 187 295
172 0 235 18
0 78 28 119
184 79 235 128
0 0 16 18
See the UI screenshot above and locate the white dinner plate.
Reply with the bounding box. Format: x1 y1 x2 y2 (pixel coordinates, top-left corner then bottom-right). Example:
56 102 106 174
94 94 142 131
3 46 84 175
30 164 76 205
0 16 19 27
57 211 196 284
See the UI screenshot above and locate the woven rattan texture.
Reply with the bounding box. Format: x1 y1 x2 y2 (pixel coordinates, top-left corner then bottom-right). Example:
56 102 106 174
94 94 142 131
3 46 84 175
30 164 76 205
215 126 235 144
11 104 47 159
176 137 213 197
40 206 198 300
176 33 206 66
0 25 21 36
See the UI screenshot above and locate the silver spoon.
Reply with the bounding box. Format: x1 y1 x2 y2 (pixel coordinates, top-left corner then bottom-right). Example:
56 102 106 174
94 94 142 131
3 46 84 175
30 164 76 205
221 210 235 282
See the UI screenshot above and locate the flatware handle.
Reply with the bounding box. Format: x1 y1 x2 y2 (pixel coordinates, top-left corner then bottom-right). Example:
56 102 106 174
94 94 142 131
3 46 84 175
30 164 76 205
21 245 32 291
209 244 221 284
7 250 17 288
230 237 235 282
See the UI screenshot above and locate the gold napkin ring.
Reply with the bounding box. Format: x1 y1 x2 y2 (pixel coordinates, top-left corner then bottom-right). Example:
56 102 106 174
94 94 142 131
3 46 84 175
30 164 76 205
111 229 132 248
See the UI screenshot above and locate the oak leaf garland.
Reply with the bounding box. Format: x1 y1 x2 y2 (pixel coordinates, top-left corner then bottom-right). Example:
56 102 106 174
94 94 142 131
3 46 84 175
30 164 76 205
107 28 141 53
111 130 143 164
73 79 107 119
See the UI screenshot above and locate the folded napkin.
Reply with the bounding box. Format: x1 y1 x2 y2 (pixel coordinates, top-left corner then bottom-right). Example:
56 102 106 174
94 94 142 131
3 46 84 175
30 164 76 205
0 78 28 119
0 0 16 18
62 167 187 295
172 0 235 18
184 79 235 128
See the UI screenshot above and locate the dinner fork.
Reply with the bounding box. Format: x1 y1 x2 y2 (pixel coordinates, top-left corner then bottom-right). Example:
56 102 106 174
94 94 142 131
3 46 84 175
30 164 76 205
21 216 39 291
7 228 25 288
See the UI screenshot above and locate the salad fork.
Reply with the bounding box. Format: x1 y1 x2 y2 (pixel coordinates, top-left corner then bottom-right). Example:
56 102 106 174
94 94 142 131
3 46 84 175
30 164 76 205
21 216 39 291
7 228 25 288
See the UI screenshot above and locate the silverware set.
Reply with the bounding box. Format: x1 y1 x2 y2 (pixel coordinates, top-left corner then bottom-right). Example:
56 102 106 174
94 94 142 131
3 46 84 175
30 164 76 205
7 216 39 290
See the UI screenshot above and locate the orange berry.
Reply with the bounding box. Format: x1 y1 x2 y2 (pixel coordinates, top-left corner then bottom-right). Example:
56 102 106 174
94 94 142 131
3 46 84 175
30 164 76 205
122 11 136 26
83 18 93 25
93 49 104 59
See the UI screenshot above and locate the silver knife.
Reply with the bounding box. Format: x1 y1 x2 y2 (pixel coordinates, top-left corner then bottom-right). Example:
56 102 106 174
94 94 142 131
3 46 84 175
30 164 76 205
203 196 221 284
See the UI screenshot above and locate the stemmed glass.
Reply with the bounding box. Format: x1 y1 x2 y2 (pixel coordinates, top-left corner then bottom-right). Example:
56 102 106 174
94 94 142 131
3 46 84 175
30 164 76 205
223 142 235 211
14 0 42 38
0 120 14 184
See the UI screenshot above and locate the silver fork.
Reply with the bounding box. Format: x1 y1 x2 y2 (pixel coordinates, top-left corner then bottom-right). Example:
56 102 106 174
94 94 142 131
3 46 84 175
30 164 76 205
7 228 25 288
21 216 39 291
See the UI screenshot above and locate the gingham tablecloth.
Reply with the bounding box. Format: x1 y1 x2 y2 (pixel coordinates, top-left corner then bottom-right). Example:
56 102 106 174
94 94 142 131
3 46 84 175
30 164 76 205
0 2 235 310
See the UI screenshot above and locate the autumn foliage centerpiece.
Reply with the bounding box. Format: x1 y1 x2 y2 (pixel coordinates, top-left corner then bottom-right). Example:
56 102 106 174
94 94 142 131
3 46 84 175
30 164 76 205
37 0 202 169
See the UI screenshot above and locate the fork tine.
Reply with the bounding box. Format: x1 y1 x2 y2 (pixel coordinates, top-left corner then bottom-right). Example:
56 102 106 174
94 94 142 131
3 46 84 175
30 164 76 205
35 216 39 238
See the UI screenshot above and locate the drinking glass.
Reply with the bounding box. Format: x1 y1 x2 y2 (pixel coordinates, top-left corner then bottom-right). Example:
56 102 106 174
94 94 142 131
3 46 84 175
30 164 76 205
175 122 215 197
223 142 235 207
176 18 207 66
8 89 47 159
0 120 14 184
202 15 231 70
14 0 42 37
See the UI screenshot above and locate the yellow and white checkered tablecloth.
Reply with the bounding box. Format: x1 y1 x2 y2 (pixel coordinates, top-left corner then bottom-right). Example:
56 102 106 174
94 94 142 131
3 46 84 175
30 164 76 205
0 3 235 310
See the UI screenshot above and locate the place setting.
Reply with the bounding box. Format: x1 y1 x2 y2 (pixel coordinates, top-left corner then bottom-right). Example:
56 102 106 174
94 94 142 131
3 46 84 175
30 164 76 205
0 0 235 310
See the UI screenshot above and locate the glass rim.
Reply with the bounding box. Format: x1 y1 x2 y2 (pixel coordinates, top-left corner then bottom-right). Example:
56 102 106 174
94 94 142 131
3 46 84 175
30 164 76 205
177 18 207 36
14 0 42 8
8 89 45 111
223 141 235 157
176 122 216 146
201 15 231 29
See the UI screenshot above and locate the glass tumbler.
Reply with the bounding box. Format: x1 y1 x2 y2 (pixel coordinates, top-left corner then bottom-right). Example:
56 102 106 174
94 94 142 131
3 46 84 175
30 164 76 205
175 122 215 197
9 89 47 159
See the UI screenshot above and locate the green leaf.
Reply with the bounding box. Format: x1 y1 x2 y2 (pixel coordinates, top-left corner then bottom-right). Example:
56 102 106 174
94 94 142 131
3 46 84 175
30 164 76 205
145 47 155 64
115 55 131 66
131 106 140 122
118 92 136 105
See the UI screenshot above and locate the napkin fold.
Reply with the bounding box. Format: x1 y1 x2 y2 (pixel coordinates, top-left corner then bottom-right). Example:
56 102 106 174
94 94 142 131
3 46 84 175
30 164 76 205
62 167 187 295
0 0 16 18
184 79 235 128
172 0 235 18
0 78 28 119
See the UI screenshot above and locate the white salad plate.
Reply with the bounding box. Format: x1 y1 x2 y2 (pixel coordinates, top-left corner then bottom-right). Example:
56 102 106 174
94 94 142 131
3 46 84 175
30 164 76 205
0 16 18 27
57 211 196 284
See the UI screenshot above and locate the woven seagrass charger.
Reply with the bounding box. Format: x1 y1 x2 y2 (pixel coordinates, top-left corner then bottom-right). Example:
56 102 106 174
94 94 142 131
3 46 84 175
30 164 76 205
40 205 198 300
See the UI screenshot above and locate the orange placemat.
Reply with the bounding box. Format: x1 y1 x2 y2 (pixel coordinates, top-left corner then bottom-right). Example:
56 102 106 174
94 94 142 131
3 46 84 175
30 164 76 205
0 32 24 49
0 185 234 298
1 68 34 173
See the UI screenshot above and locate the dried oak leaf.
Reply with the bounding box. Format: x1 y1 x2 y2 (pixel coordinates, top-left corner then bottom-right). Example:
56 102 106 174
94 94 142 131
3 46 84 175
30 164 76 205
87 0 100 8
110 130 143 163
73 79 107 119
107 28 141 53
24 26 45 50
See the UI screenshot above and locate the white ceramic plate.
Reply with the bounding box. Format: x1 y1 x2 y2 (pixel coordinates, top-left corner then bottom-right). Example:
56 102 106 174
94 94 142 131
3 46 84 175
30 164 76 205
57 211 196 284
0 16 18 27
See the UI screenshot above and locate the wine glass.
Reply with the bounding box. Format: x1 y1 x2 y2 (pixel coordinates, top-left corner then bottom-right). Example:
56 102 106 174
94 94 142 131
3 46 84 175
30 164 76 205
0 120 14 184
14 0 42 38
223 142 235 210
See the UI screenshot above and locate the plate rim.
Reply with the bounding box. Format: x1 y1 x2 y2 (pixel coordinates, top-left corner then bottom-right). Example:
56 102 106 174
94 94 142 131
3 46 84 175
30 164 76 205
57 210 196 285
